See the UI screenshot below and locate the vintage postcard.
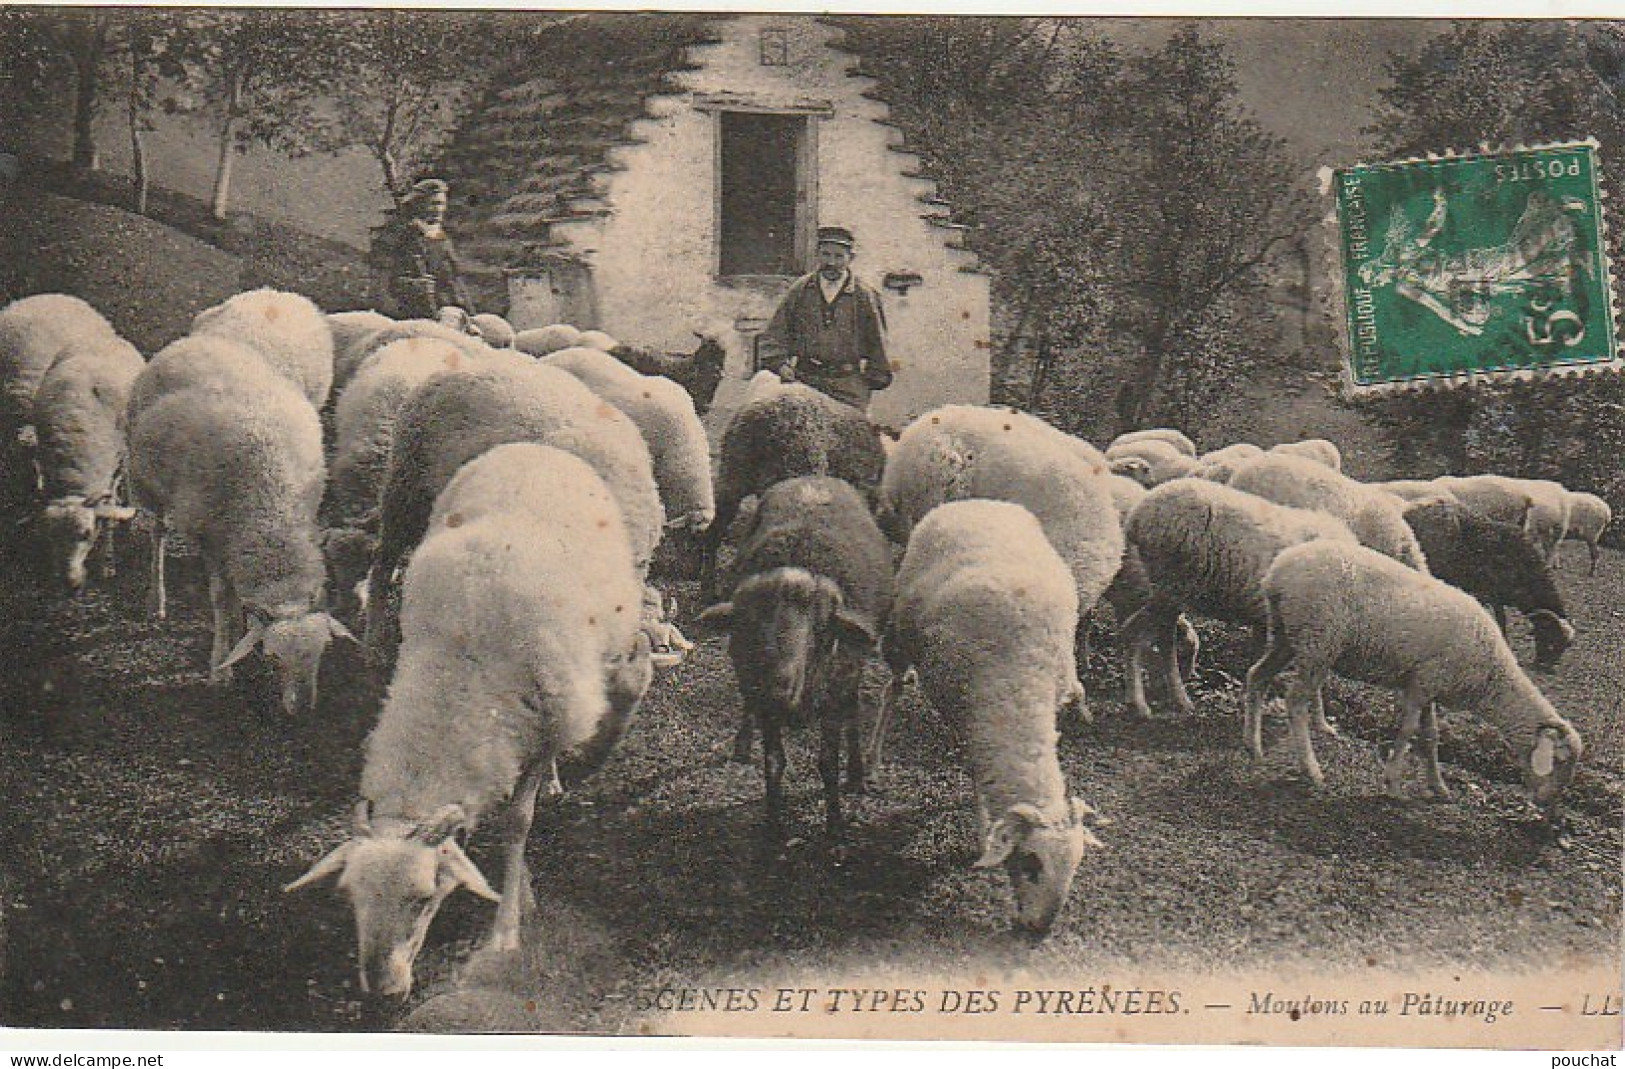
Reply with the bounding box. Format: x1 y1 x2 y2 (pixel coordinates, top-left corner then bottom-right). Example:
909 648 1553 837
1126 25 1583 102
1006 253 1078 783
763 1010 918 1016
0 8 1619 1056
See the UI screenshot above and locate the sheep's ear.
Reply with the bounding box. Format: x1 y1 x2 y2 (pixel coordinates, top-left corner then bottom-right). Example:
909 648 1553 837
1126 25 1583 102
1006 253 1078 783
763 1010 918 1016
974 805 1042 869
91 501 136 522
834 609 878 647
219 619 267 671
284 842 353 893
436 840 501 903
694 602 733 629
1531 730 1557 778
1070 797 1111 848
325 614 359 645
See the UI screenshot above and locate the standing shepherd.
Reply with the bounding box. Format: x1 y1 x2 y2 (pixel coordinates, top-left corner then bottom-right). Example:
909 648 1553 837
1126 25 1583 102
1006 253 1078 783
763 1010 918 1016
369 177 475 322
757 225 893 412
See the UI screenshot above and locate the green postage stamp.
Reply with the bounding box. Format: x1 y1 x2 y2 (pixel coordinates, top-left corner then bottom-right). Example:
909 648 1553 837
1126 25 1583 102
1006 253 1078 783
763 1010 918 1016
1330 140 1620 393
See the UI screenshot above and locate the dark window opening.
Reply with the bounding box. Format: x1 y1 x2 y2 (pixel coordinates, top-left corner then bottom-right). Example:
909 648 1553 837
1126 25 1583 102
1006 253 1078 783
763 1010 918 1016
719 112 808 277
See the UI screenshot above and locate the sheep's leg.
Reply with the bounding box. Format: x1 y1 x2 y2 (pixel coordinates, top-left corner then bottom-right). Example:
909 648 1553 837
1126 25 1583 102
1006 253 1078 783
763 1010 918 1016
1589 540 1601 576
1243 636 1294 760
1175 614 1200 682
761 713 788 842
1160 610 1194 716
206 564 240 683
1286 670 1327 785
1383 691 1424 799
488 760 547 953
1120 607 1154 718
1419 701 1449 798
150 521 167 620
1313 689 1338 736
698 495 740 604
731 708 755 763
866 669 902 778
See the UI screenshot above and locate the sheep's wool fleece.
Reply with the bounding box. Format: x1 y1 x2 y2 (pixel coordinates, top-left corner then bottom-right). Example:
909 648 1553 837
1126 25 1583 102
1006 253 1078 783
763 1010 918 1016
883 404 1122 610
31 337 146 499
893 499 1076 820
191 288 336 408
363 447 639 821
380 361 662 575
1228 452 1427 571
543 346 715 520
0 294 120 429
736 476 893 626
332 317 495 397
718 385 885 503
1127 479 1357 624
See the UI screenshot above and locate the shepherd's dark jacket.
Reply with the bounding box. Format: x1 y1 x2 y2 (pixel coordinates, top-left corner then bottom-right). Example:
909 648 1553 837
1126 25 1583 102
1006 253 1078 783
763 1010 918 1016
369 214 475 320
757 271 892 410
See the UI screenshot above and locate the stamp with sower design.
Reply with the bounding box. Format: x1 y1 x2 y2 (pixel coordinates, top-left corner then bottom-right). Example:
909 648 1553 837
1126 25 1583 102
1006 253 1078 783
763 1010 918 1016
1329 140 1620 393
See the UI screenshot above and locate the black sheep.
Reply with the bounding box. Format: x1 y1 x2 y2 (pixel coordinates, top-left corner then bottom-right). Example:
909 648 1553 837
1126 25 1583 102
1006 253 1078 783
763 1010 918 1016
1404 499 1575 669
699 383 885 601
698 476 893 843
610 333 726 416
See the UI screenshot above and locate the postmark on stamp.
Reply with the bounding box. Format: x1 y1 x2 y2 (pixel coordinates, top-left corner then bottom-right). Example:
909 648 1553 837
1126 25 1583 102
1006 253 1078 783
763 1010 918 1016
1329 140 1620 393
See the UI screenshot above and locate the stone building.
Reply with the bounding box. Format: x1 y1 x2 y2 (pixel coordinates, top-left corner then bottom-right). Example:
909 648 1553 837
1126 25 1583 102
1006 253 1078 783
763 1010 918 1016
440 13 990 427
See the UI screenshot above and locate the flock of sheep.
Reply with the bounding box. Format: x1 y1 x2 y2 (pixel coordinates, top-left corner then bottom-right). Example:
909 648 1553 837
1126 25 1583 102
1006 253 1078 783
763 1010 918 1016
0 287 1609 1003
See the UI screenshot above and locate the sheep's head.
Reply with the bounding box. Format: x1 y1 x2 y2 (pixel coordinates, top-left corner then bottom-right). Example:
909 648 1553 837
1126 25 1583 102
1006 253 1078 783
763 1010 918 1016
221 606 356 714
1524 721 1583 809
975 797 1108 936
1109 456 1155 488
39 495 134 593
285 803 499 999
698 567 876 723
687 333 727 414
1529 610 1576 671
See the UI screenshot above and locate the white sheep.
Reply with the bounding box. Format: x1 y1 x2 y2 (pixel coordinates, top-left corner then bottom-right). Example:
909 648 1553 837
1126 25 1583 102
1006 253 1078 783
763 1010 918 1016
1123 479 1358 720
364 360 664 660
190 288 336 409
1249 540 1584 808
29 335 146 592
1560 491 1612 574
1108 427 1197 457
1434 475 1571 563
541 345 715 530
881 405 1122 719
1228 453 1429 572
470 313 515 349
127 335 352 714
578 329 618 352
1106 437 1199 486
287 443 653 997
321 336 489 621
513 323 582 357
0 293 120 443
331 317 499 398
1096 473 1200 684
1268 437 1342 471
1372 479 1459 505
1192 441 1265 483
881 499 1107 934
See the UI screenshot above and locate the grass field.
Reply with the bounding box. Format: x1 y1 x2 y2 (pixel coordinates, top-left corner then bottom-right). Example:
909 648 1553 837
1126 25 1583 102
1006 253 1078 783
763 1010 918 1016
0 529 1617 1037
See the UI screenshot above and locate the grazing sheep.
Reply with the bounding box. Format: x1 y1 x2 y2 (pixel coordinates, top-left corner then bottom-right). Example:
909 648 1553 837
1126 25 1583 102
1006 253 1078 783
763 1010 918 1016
1193 442 1264 483
326 310 397 370
29 335 145 592
701 384 886 600
0 293 120 441
610 333 729 417
1373 479 1458 505
470 313 515 349
1561 491 1612 574
881 499 1106 933
1249 540 1584 808
1106 437 1198 485
697 476 892 841
321 336 488 622
126 335 351 715
1269 438 1342 471
190 288 336 409
1123 479 1358 719
1228 453 1429 572
513 323 582 358
1108 427 1197 457
363 361 663 660
542 345 715 530
288 443 653 997
1402 499 1574 669
1435 475 1571 560
879 405 1122 720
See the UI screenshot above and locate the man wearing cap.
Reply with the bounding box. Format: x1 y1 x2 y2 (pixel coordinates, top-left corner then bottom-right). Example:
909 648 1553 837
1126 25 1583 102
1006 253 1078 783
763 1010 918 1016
756 225 893 411
369 177 475 320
